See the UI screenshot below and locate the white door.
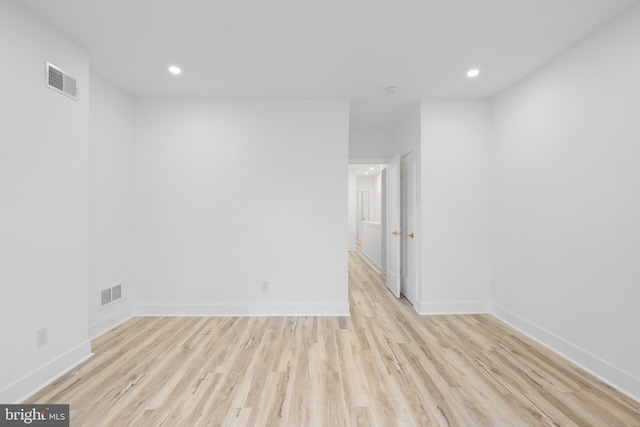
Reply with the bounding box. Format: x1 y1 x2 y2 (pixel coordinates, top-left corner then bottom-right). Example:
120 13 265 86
401 152 417 305
386 155 401 298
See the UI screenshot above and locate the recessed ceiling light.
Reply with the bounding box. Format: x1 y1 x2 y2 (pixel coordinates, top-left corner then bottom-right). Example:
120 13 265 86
364 171 369 175
369 167 374 170
168 66 182 75
467 69 480 78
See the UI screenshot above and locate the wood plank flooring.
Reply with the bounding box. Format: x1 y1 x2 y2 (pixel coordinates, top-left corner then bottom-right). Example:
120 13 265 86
26 250 640 426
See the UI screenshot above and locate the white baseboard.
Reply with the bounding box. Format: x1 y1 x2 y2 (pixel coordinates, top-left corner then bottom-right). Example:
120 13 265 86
360 252 384 274
416 300 491 315
88 305 135 340
136 303 351 317
491 303 640 403
0 341 92 404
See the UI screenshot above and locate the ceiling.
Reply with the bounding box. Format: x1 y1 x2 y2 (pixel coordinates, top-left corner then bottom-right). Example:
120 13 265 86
351 164 383 177
19 0 638 130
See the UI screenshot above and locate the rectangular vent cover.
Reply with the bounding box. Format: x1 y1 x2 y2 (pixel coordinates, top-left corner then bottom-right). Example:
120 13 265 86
101 289 112 306
45 62 78 100
100 284 123 307
112 284 122 300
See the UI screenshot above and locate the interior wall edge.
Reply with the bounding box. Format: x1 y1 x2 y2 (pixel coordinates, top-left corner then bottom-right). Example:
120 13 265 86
359 252 384 275
88 306 136 340
491 303 640 404
1 342 92 404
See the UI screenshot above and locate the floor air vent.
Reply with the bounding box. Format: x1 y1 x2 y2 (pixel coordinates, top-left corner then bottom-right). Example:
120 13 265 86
45 62 78 100
100 284 123 308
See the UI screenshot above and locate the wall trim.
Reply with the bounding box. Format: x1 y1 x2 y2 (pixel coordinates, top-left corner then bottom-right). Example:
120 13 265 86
88 305 135 340
360 252 384 274
0 341 92 404
491 303 640 403
416 300 491 315
136 303 351 317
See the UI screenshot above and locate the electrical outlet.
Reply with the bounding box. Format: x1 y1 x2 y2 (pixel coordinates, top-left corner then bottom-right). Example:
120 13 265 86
261 281 270 292
36 327 47 348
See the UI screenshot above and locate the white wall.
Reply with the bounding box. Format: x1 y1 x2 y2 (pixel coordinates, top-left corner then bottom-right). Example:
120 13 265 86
420 99 492 314
374 173 382 224
133 99 349 316
394 105 422 158
88 72 135 338
491 4 640 399
361 222 383 273
0 1 91 403
349 129 395 159
348 168 357 250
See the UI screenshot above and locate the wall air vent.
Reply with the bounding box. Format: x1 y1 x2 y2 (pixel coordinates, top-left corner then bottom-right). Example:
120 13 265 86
101 289 112 306
100 284 123 308
112 284 122 300
45 62 78 100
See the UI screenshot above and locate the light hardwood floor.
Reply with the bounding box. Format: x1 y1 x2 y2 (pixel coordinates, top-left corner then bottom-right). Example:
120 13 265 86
27 250 640 426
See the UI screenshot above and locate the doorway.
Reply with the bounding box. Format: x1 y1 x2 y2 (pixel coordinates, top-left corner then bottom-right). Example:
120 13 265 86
348 155 418 309
349 164 386 274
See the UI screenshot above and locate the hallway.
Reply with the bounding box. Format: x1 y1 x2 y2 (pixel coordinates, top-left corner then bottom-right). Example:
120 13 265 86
25 251 640 426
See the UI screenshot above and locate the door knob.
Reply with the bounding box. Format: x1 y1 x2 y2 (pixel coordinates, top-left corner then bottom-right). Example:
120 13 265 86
392 230 402 236
407 233 414 239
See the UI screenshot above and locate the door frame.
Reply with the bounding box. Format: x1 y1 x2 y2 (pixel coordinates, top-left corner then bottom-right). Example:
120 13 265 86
385 155 401 298
400 151 417 305
349 154 421 311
